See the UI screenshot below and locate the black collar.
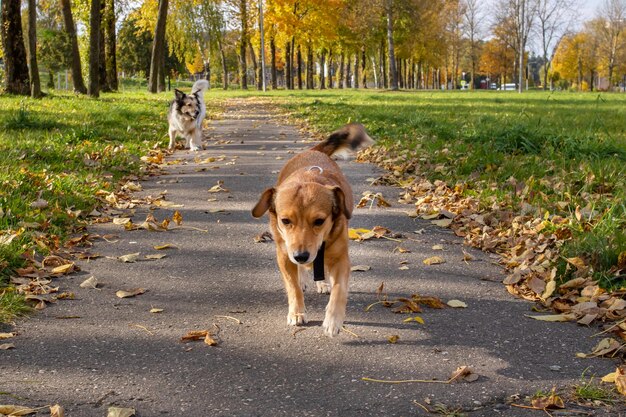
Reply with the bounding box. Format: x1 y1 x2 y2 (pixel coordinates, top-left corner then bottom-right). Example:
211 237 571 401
313 242 326 281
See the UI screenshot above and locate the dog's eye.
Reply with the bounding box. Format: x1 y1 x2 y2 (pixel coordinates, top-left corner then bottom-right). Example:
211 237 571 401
281 218 291 225
313 218 325 226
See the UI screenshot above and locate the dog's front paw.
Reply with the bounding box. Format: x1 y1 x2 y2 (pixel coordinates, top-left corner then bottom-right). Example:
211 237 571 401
190 145 202 151
287 311 308 326
322 314 343 337
316 281 331 294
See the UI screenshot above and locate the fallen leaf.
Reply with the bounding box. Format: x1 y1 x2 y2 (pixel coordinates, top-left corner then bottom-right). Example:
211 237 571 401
525 313 577 322
431 244 444 251
576 338 622 358
394 246 411 253
107 407 136 417
30 199 48 209
448 366 478 383
153 244 177 250
531 391 565 409
387 335 400 344
204 333 218 346
112 217 132 225
0 332 15 340
351 265 371 272
0 405 36 415
462 251 475 261
566 257 587 270
431 218 453 228
423 256 445 265
153 200 184 208
398 265 409 270
0 343 15 350
116 288 146 299
447 300 467 308
403 316 425 324
172 210 183 225
150 308 164 313
79 276 99 289
50 404 64 417
51 263 75 275
254 231 273 243
117 253 140 263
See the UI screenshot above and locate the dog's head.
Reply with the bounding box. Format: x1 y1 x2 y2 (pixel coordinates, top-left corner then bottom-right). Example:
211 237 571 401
252 183 351 265
173 89 200 122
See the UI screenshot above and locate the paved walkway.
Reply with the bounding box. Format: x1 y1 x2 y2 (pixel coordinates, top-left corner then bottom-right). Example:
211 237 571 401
1 99 621 416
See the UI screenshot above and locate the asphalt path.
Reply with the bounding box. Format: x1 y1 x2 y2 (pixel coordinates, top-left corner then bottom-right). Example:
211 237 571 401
1 98 622 416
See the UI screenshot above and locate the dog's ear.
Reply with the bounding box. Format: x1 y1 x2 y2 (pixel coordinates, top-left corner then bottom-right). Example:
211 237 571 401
328 186 351 220
174 89 185 101
252 188 275 218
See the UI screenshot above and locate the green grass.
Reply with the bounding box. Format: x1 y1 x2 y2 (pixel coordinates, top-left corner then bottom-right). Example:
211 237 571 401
249 89 625 290
573 371 616 404
0 84 215 322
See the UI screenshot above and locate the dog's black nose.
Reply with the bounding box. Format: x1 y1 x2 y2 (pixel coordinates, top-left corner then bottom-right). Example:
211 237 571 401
293 251 310 264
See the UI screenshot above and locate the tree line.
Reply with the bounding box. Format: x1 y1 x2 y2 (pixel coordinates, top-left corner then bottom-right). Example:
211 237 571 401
1 0 625 97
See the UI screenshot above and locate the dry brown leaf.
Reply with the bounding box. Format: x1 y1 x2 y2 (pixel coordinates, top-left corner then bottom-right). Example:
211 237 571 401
387 335 400 344
448 366 478 383
117 253 140 263
576 338 622 358
0 343 15 350
525 313 577 322
394 246 411 253
431 218 453 228
423 256 445 265
566 257 587 270
0 332 15 340
107 407 136 417
0 405 36 415
204 333 218 346
532 392 565 410
413 295 446 309
172 210 183 225
115 288 146 299
79 276 98 289
351 265 371 272
112 217 132 225
51 263 75 275
50 404 65 417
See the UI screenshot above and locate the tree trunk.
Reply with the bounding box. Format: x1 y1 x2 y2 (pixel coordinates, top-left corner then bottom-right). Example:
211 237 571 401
60 0 86 94
88 0 101 97
270 35 277 89
319 52 326 89
386 0 398 90
381 39 387 89
238 0 248 89
218 36 228 90
285 40 292 89
105 0 118 91
148 0 167 93
353 53 359 88
346 54 352 88
98 0 110 92
327 51 333 89
361 47 367 88
297 44 303 90
1 0 30 95
27 0 42 97
338 52 344 89
248 39 259 89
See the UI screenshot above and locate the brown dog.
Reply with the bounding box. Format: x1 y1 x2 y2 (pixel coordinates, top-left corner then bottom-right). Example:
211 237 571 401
252 124 374 336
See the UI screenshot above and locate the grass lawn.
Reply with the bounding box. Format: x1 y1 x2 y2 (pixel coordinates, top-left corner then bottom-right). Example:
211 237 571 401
258 89 626 290
1 86 625 322
0 83 224 322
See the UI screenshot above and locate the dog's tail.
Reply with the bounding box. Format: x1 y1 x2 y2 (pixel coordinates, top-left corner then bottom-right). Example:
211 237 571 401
191 79 209 96
311 123 375 157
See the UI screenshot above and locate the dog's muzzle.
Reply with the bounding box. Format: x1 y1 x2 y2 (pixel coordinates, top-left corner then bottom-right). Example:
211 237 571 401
293 251 310 264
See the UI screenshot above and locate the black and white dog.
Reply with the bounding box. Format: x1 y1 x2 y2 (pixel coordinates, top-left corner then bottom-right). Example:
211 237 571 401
167 79 209 151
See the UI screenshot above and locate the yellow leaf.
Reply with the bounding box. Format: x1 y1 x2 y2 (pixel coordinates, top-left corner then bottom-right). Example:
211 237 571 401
50 404 65 417
447 300 467 308
173 210 183 225
387 335 400 344
0 332 15 340
118 252 140 263
431 218 453 227
204 334 218 346
51 263 75 275
602 371 618 383
423 256 445 265
403 316 425 324
116 288 146 298
112 217 132 225
541 280 556 300
154 244 177 250
0 405 36 415
150 308 164 313
566 257 587 270
107 407 136 417
525 313 577 322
